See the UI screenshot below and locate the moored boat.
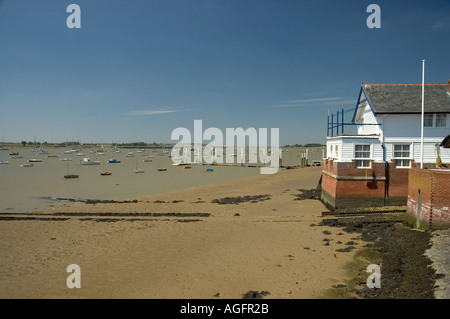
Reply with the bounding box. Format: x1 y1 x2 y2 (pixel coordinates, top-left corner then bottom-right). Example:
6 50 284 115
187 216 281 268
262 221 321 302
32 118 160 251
64 174 79 179
28 159 42 162
80 158 100 165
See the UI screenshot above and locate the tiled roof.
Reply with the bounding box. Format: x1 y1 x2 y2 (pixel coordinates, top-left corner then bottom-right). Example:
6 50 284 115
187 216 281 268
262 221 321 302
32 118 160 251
363 82 450 113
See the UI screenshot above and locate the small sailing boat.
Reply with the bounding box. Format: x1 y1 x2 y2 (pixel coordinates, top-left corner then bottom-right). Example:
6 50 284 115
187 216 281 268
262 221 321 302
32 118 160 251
21 163 33 167
64 162 79 179
101 161 112 176
134 160 144 173
156 156 166 171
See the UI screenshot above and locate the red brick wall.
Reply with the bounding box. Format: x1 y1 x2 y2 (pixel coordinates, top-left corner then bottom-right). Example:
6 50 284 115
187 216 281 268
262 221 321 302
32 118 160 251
407 168 450 229
321 160 388 208
388 161 410 198
321 159 414 209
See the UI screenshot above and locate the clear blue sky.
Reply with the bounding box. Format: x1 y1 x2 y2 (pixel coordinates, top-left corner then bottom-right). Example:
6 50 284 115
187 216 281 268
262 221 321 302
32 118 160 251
0 0 449 145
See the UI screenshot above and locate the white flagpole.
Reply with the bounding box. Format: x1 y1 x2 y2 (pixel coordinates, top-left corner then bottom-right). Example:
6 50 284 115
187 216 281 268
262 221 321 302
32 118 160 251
420 59 425 169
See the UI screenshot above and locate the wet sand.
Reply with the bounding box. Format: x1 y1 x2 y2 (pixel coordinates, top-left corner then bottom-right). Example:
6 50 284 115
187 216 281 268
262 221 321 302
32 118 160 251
0 166 443 299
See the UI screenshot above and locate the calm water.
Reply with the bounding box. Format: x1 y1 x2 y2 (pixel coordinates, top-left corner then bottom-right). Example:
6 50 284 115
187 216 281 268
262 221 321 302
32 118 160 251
0 146 324 213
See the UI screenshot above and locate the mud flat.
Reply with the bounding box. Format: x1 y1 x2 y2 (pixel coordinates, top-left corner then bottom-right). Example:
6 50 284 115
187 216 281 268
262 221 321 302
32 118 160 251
320 210 440 299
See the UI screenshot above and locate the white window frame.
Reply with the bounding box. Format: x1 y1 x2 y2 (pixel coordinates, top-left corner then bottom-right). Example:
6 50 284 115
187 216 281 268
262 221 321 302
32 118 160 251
393 144 411 168
354 143 371 168
424 113 448 128
435 114 447 128
424 113 433 127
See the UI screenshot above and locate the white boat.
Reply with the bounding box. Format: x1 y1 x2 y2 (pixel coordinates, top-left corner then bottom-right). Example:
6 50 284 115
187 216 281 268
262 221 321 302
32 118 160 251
97 146 106 153
126 152 134 157
9 155 23 159
21 163 33 167
60 157 72 161
80 158 100 165
134 160 144 173
0 161 8 164
28 159 42 162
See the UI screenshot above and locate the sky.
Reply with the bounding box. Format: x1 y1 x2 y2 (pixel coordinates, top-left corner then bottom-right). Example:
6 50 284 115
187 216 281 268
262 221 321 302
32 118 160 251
0 0 449 146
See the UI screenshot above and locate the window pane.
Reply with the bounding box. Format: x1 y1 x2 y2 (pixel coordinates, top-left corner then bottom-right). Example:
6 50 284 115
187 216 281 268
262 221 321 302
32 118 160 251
424 114 433 127
436 114 447 127
394 144 411 159
363 145 370 151
355 145 362 151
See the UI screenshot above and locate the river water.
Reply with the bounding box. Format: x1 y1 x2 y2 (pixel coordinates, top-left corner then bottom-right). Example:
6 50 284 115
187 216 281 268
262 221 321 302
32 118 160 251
0 146 324 213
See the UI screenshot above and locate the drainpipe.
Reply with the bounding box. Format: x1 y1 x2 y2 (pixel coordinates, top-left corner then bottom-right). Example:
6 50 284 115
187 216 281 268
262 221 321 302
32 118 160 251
380 114 389 206
381 144 389 206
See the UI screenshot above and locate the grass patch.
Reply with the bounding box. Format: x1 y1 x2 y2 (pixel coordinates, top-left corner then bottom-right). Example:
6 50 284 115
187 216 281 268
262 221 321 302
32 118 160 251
318 247 382 299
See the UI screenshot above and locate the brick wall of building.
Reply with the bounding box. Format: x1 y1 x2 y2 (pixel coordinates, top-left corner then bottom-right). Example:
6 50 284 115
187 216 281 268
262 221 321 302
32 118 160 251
407 168 450 229
321 159 412 209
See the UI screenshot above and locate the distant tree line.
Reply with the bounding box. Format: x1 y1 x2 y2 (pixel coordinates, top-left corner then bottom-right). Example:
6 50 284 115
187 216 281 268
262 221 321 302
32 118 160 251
113 142 170 148
283 143 325 147
21 141 49 147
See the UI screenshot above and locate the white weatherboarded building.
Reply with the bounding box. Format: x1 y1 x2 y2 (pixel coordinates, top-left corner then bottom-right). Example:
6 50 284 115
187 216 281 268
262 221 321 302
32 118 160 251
327 81 450 168
321 81 450 210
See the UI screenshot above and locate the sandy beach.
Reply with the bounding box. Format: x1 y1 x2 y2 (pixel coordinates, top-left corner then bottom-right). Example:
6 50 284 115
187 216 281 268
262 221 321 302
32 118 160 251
0 166 441 299
0 166 363 299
